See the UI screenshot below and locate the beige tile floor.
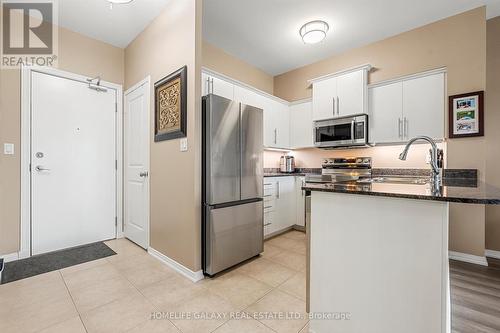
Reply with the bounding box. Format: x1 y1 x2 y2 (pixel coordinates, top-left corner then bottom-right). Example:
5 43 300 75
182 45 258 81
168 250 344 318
0 230 308 333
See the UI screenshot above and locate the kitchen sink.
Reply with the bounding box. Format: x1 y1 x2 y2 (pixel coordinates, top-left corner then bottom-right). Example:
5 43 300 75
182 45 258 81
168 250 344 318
357 176 430 185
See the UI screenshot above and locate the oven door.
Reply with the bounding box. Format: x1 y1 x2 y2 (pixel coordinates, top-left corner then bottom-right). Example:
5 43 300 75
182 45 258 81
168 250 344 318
314 114 368 148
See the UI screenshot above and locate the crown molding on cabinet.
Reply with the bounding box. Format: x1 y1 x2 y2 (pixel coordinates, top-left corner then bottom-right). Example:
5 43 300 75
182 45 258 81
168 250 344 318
368 67 447 89
289 97 312 106
202 67 290 105
307 63 372 84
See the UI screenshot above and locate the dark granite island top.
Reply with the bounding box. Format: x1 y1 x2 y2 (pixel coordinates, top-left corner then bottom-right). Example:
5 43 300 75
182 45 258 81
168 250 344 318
303 179 500 205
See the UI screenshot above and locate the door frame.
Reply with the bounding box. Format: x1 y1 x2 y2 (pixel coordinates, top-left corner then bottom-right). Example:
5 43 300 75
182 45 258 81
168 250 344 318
20 65 124 259
124 76 151 249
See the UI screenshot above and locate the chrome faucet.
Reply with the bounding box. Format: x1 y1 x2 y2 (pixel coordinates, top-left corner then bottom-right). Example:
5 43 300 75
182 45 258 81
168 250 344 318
399 136 443 185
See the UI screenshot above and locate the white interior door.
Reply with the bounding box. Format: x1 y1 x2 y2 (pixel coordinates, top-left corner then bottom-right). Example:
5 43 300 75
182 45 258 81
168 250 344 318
31 71 117 255
124 79 150 249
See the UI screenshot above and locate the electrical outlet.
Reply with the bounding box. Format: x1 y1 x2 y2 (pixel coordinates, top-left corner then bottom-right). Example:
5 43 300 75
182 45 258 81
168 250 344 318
180 138 188 152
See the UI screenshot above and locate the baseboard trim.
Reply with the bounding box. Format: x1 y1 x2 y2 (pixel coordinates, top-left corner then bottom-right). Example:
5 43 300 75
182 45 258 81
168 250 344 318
449 251 488 266
0 252 19 263
485 249 500 260
148 247 204 282
293 225 306 232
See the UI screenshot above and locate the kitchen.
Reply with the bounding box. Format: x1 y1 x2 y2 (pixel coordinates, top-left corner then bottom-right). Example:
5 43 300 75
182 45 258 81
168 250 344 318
1 1 500 333
201 1 500 332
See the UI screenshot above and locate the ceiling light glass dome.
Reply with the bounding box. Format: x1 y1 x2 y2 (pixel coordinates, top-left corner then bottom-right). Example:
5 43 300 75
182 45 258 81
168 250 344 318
299 20 329 44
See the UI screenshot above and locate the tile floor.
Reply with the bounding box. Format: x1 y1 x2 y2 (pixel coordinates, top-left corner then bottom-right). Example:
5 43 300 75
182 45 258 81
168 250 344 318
0 230 308 333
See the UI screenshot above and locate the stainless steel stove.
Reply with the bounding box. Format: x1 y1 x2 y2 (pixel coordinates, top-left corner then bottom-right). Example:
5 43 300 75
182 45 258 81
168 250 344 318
305 157 372 183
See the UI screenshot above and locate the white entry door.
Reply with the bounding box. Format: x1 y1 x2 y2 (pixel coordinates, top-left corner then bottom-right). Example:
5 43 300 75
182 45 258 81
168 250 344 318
124 79 150 249
31 71 117 255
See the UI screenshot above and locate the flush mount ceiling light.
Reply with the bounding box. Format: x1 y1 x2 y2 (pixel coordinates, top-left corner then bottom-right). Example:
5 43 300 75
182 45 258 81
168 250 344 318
299 20 329 44
108 0 134 9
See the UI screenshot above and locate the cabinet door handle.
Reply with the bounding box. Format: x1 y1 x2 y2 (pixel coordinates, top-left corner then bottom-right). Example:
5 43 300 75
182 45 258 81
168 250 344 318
276 181 280 199
337 97 340 115
351 120 355 143
210 78 214 94
274 128 277 145
403 117 408 138
332 97 336 116
398 118 402 138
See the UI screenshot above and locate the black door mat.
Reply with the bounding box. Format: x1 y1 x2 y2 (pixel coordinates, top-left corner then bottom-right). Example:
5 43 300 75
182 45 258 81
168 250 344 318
1 241 116 284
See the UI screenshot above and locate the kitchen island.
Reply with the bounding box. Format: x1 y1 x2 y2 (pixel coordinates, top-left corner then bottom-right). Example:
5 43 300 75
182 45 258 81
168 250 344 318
303 179 500 333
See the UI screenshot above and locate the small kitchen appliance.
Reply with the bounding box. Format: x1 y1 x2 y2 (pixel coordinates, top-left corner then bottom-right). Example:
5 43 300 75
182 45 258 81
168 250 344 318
280 155 296 173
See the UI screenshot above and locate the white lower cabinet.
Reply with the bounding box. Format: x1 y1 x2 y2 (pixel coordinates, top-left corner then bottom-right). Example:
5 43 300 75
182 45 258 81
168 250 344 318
263 177 297 237
263 176 306 237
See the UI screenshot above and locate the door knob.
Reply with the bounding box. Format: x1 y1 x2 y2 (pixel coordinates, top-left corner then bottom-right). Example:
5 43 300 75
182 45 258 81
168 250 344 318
139 171 149 178
35 166 51 172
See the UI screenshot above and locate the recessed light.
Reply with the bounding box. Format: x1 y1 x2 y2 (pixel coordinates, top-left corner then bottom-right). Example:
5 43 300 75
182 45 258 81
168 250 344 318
299 20 329 44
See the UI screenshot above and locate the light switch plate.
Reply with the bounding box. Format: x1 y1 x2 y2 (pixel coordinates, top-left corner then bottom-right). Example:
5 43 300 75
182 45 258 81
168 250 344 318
180 138 188 152
3 143 14 155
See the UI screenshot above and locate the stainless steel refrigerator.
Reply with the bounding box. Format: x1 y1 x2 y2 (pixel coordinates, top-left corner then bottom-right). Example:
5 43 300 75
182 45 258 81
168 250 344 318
202 94 264 276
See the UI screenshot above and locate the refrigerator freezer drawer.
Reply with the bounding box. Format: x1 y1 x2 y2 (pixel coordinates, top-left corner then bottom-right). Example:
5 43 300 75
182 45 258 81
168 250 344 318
204 200 263 275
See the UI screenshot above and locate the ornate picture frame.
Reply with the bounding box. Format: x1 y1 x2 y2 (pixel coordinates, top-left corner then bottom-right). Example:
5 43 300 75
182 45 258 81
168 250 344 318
448 91 484 138
154 66 187 142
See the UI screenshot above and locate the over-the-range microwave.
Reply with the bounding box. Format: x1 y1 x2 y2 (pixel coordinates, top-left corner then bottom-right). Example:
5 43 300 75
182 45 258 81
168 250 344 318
313 114 369 149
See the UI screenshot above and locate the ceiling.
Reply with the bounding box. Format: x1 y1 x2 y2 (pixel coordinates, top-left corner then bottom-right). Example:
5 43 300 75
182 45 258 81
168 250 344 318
58 0 172 48
203 0 500 75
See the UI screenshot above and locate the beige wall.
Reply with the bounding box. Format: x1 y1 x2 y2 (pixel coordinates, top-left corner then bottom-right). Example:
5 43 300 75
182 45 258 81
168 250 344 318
0 26 124 256
273 8 487 256
202 41 274 94
125 0 202 271
486 17 500 252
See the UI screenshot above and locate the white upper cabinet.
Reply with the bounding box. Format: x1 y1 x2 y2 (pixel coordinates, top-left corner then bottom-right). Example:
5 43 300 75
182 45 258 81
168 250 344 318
402 73 445 140
234 85 262 108
311 65 370 121
337 70 366 117
202 72 234 100
201 70 293 149
263 98 290 148
312 77 337 120
368 70 445 144
369 82 403 143
290 101 313 149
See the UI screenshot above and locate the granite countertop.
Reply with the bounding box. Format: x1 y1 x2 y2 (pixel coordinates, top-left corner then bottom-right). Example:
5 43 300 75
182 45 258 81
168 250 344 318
264 172 307 177
303 178 500 205
264 168 321 178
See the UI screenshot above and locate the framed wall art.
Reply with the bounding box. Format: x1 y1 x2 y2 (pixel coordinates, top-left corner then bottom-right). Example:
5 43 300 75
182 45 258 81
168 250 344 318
154 66 187 142
448 91 484 138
